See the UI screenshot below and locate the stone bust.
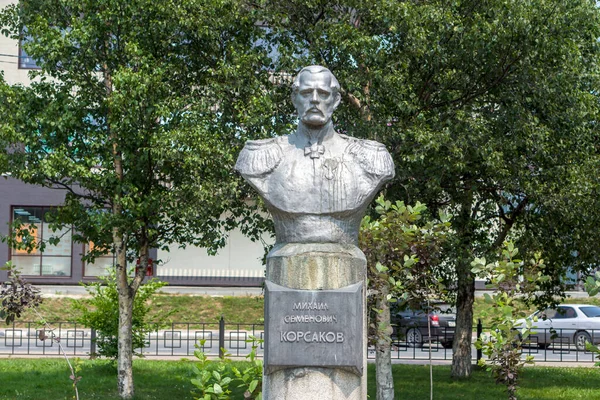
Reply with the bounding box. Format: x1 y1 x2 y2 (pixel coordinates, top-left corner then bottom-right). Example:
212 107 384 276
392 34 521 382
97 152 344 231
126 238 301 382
235 65 395 245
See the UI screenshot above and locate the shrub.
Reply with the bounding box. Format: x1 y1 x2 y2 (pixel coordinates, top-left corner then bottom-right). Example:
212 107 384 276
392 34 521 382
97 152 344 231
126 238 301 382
0 262 43 324
72 269 169 359
191 337 263 400
472 242 548 400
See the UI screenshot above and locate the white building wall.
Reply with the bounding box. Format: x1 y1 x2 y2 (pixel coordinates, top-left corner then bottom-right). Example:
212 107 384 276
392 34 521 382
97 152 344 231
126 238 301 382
157 230 271 279
0 0 32 86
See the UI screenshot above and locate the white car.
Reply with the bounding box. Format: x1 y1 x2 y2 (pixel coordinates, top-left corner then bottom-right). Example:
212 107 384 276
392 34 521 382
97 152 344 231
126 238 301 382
517 304 600 351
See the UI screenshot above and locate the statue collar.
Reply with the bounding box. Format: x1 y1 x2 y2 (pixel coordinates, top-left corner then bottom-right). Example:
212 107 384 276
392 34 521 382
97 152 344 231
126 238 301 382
295 124 336 159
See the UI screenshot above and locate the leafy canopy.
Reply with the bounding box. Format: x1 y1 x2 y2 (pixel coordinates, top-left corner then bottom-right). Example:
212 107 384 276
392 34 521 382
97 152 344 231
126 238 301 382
0 0 279 258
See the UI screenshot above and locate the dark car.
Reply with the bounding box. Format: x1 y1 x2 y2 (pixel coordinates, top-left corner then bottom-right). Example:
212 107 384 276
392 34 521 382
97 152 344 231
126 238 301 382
390 304 456 348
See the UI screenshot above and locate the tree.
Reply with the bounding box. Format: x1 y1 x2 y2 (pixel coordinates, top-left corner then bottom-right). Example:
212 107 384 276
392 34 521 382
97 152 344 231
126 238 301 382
0 1 277 397
261 0 600 377
359 196 451 400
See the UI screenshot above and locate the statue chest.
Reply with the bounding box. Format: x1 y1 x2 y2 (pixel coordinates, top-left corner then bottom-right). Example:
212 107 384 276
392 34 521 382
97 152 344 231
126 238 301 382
264 149 369 214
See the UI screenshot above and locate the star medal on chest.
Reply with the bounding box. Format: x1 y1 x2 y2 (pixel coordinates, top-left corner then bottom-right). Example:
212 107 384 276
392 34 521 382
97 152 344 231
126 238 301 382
323 158 339 180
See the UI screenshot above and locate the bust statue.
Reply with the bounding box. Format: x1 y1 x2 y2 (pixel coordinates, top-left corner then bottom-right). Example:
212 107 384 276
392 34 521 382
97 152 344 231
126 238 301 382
235 66 395 245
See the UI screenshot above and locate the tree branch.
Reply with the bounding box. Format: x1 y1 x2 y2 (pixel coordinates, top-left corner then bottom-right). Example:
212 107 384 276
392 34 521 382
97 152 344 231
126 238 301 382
492 196 529 249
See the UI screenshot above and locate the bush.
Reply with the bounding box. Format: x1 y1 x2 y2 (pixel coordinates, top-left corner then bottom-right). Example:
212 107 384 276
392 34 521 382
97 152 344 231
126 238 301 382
191 337 263 400
472 242 548 400
72 269 170 359
0 262 43 325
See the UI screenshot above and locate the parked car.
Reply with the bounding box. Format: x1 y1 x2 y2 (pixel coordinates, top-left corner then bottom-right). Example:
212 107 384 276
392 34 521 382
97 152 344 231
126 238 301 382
390 304 456 348
516 304 600 351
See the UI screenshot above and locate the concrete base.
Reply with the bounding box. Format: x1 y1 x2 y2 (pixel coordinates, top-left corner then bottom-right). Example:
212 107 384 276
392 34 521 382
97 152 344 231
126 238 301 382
265 367 365 400
264 243 367 400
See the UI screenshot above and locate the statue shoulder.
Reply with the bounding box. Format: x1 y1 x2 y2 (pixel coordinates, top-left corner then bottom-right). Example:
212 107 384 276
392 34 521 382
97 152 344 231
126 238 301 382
235 137 284 177
341 135 395 178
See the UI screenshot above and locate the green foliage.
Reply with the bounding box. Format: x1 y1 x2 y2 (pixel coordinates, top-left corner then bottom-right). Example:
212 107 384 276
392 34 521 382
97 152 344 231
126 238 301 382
360 195 451 399
360 195 452 344
72 270 170 360
584 271 600 297
191 337 263 400
261 0 600 374
472 242 550 400
0 262 43 325
0 0 278 262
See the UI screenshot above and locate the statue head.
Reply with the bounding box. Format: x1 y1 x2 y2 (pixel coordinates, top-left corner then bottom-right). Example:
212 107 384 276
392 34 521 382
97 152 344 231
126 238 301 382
291 66 341 128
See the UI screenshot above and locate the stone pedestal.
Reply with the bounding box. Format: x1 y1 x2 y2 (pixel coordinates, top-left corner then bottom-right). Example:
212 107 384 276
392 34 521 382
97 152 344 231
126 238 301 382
263 243 367 400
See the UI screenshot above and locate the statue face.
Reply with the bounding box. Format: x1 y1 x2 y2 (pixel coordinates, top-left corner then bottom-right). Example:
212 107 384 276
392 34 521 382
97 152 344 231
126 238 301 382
293 71 340 128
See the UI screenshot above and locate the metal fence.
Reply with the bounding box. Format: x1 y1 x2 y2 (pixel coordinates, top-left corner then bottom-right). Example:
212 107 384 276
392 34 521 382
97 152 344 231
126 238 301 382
1 319 597 363
0 319 265 359
384 320 599 363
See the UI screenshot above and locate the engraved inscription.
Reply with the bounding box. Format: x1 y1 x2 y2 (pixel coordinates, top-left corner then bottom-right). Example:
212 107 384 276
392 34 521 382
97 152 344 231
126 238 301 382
293 302 329 310
284 315 338 323
264 281 363 375
280 331 344 343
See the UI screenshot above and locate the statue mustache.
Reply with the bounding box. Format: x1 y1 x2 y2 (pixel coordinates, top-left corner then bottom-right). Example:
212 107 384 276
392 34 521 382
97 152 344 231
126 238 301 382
304 107 323 116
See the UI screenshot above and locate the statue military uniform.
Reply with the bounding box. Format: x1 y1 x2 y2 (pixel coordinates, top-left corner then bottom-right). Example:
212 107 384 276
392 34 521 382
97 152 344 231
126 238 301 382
236 132 394 244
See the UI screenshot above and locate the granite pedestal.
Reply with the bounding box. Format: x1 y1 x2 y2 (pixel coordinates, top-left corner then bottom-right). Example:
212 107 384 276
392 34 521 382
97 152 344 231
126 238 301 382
263 243 367 400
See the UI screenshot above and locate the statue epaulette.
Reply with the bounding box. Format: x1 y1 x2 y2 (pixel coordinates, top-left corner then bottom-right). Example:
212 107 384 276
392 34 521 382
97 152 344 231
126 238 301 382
342 135 395 178
235 137 283 177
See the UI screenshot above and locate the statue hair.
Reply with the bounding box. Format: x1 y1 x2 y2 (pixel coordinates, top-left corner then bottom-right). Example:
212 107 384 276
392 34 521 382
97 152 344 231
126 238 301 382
291 65 340 95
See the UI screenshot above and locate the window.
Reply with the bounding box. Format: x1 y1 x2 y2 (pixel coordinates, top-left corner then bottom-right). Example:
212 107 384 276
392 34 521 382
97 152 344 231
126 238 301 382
543 307 577 319
579 306 600 318
10 207 72 276
84 242 114 277
18 28 41 69
557 307 577 319
18 44 40 69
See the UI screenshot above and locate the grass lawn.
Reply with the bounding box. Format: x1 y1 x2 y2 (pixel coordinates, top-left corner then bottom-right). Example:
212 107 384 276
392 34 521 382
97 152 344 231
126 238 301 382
16 294 265 326
0 359 598 400
0 358 194 400
17 294 600 328
378 364 600 400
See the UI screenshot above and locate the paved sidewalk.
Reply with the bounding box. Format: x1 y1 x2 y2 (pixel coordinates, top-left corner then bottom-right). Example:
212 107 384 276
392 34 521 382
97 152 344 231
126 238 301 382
38 285 263 298
38 285 592 299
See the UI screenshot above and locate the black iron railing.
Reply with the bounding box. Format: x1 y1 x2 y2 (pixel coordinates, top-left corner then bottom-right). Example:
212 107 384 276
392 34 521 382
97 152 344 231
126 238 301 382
1 319 597 363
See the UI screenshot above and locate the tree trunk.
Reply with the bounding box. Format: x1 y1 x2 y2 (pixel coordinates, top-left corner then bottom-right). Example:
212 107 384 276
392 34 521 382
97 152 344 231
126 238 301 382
105 60 136 398
117 278 135 399
451 192 476 379
115 229 148 399
113 223 135 399
451 258 475 378
375 284 394 400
